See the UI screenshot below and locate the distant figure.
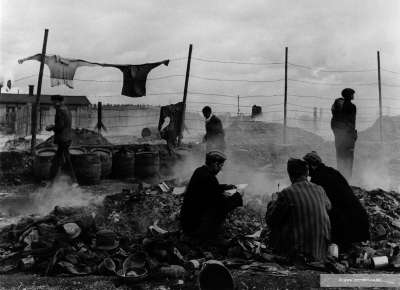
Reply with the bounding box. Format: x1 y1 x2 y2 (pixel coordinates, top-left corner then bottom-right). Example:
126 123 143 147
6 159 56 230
331 88 357 180
251 105 262 118
180 150 242 240
46 95 77 185
303 151 370 250
202 106 225 152
265 158 331 262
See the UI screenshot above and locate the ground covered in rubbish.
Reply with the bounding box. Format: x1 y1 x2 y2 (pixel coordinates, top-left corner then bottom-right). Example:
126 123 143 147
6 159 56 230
2 179 400 289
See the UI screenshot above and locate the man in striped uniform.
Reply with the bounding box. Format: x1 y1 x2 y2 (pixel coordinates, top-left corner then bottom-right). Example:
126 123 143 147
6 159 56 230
265 158 331 262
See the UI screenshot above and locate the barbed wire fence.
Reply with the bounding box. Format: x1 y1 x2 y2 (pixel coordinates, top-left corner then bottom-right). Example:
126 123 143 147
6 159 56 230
10 47 400 144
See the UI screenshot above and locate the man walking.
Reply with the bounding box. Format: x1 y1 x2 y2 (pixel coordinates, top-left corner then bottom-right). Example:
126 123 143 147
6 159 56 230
331 88 357 180
202 106 225 152
46 95 77 185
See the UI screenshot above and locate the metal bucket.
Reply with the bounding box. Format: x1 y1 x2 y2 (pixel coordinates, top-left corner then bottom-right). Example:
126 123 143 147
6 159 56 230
198 260 234 290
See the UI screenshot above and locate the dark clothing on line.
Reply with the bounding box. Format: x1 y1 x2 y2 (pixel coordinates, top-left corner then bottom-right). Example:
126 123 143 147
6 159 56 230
265 180 331 261
205 115 225 151
158 102 183 152
331 97 357 179
180 165 243 239
309 164 370 250
108 60 169 98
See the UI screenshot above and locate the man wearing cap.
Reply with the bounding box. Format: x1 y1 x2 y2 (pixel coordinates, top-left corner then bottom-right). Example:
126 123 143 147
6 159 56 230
202 106 226 152
265 158 331 262
303 151 370 250
331 88 357 180
46 95 77 185
180 150 242 240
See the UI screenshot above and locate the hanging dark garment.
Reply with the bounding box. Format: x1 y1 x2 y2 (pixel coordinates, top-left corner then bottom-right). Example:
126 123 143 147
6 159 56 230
158 102 183 148
106 60 170 97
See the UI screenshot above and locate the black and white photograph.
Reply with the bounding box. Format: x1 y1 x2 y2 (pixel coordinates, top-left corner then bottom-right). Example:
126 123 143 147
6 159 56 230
0 0 400 289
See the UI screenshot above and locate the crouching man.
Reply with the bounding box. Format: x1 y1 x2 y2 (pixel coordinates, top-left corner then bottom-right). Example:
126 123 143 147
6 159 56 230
303 151 370 251
180 150 243 240
265 158 331 262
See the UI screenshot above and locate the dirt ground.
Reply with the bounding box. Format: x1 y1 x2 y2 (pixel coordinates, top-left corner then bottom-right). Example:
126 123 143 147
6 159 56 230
0 270 324 290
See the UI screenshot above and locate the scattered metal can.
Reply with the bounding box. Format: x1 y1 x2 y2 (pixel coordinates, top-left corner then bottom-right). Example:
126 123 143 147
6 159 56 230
328 243 339 259
371 256 389 269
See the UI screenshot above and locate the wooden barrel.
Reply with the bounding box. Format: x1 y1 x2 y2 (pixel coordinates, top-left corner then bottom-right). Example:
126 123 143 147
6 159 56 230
69 147 86 156
141 127 160 139
33 148 57 181
135 151 160 178
71 153 101 185
112 149 135 179
90 148 112 178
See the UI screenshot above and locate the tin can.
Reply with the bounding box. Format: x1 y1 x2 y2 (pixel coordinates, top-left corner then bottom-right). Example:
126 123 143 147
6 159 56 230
371 256 389 269
328 243 339 259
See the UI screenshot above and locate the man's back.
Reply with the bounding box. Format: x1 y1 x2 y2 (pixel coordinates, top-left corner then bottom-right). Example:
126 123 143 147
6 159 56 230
206 115 224 138
331 97 356 130
311 165 370 247
54 105 72 144
266 180 331 261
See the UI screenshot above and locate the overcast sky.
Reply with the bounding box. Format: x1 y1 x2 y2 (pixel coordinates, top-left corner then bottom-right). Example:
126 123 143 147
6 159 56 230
1 0 400 121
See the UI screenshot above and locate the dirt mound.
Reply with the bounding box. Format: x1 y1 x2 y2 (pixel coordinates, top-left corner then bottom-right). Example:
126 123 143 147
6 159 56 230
226 120 324 146
36 128 112 149
359 116 400 142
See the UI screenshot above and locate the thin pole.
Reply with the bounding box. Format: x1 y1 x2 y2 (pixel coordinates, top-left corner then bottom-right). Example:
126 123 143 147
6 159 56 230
377 51 383 143
97 101 102 134
237 95 240 116
283 47 288 144
178 44 193 145
31 28 49 153
313 107 318 131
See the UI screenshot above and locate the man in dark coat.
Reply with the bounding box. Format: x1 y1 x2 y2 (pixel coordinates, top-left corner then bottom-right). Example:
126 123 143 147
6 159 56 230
46 95 77 185
180 150 243 240
202 106 225 152
331 88 357 180
265 158 331 262
303 151 370 250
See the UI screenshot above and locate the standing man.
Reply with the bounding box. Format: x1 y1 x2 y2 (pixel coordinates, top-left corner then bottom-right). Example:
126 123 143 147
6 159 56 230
331 88 357 180
46 95 77 185
180 150 242 241
265 158 331 262
303 151 370 251
202 106 225 152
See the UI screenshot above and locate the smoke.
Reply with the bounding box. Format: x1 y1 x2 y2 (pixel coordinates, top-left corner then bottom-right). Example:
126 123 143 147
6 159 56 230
29 175 103 216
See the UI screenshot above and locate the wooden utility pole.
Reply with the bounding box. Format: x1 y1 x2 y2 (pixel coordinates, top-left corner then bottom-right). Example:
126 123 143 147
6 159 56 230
313 107 318 131
237 95 240 116
377 51 383 142
283 47 288 144
31 29 49 153
178 44 193 145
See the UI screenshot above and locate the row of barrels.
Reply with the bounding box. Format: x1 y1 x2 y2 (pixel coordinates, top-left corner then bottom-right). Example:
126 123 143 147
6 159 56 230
33 147 159 185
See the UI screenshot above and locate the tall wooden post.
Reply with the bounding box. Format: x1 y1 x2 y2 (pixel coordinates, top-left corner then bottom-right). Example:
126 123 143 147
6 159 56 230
178 44 193 145
97 102 102 134
31 28 49 153
377 51 383 143
283 47 288 144
313 107 318 131
237 95 240 116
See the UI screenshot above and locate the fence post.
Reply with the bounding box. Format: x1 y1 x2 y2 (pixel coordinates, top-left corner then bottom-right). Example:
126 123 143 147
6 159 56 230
313 107 318 131
377 51 383 143
178 44 193 146
237 95 240 116
283 47 288 144
31 28 49 153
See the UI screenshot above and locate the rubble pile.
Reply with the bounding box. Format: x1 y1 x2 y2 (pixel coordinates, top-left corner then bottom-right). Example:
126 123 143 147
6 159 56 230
3 182 400 284
37 128 112 149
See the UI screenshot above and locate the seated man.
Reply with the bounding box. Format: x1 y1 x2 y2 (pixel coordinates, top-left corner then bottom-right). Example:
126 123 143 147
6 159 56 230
303 151 370 250
180 150 243 240
265 158 331 262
